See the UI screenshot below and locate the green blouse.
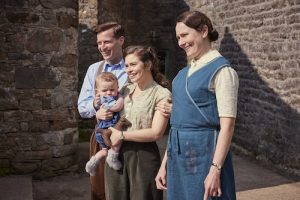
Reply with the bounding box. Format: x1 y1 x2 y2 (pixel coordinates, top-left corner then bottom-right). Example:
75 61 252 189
121 82 171 131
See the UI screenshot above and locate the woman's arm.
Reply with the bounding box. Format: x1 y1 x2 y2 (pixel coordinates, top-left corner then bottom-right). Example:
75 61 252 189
203 117 235 200
110 108 169 146
77 64 98 118
212 117 235 167
155 151 168 190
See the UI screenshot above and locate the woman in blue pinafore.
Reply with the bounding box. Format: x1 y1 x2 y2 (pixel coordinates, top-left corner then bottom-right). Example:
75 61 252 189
155 11 239 200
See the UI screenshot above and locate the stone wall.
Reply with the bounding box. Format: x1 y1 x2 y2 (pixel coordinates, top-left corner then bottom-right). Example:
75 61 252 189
78 0 98 87
0 0 79 178
77 0 99 136
182 0 300 176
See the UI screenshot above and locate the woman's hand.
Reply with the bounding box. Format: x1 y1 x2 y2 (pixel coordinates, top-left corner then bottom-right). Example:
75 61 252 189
96 104 113 120
155 97 172 117
109 127 123 147
203 167 222 200
155 162 167 190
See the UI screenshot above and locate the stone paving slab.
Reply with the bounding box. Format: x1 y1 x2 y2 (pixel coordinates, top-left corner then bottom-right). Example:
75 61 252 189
32 173 90 200
237 182 300 200
234 154 300 200
233 155 294 192
0 175 33 200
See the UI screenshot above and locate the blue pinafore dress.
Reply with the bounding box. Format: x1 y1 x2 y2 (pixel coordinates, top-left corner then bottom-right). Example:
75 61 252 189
167 57 236 200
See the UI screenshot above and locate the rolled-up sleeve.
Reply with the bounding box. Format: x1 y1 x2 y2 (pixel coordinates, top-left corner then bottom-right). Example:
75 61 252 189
213 67 239 118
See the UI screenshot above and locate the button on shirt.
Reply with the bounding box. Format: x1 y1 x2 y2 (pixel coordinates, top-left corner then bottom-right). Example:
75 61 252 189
77 59 128 118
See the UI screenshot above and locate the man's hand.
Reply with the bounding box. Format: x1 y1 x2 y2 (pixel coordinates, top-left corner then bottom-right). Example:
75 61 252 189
155 97 172 118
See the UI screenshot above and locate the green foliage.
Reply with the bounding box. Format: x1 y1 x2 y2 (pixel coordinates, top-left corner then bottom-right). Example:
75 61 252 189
78 128 91 142
78 119 95 142
0 166 10 176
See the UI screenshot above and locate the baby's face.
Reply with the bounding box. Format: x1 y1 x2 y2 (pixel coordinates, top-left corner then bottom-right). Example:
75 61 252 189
96 81 118 97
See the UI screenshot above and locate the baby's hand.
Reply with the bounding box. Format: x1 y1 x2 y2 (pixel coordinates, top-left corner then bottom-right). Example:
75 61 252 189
93 94 101 110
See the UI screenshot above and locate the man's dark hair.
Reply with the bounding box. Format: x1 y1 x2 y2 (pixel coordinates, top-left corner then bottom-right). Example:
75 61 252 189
96 22 125 38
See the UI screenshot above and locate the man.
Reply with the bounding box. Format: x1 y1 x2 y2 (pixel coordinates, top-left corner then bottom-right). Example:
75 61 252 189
78 22 127 200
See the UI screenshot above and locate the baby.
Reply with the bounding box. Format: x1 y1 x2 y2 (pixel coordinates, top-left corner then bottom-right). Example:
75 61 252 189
85 72 126 175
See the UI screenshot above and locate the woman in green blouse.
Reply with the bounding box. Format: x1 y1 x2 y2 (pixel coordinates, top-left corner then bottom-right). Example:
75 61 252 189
104 45 171 200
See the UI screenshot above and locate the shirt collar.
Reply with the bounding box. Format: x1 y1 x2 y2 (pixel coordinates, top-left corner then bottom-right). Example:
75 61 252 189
104 59 125 70
190 50 222 69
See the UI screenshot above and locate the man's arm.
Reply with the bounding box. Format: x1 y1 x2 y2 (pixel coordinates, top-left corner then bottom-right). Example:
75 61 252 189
78 63 98 118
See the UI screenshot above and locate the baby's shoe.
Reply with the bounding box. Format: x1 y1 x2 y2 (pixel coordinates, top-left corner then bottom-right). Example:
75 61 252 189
106 149 122 170
85 155 99 176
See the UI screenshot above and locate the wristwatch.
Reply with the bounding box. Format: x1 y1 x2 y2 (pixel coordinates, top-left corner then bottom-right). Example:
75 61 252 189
119 131 125 140
211 162 222 171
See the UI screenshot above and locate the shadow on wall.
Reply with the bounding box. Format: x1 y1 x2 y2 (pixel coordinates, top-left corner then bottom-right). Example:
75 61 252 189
219 27 300 179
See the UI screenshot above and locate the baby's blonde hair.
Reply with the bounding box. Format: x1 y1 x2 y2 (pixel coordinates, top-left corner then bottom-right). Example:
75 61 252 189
95 72 118 92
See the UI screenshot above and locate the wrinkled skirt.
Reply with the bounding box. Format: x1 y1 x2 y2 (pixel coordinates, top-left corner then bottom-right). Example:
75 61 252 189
105 141 162 200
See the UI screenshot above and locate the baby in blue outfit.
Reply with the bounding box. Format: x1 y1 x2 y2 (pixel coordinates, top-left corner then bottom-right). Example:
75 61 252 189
85 72 124 176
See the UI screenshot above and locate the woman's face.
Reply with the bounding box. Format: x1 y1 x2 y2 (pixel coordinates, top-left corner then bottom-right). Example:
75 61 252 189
125 53 150 84
175 22 208 60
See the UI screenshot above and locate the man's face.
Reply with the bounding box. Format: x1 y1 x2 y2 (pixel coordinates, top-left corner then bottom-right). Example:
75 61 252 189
97 28 124 64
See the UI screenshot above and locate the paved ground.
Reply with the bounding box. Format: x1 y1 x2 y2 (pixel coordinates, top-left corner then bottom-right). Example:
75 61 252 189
0 175 33 200
1 137 299 200
234 155 300 200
